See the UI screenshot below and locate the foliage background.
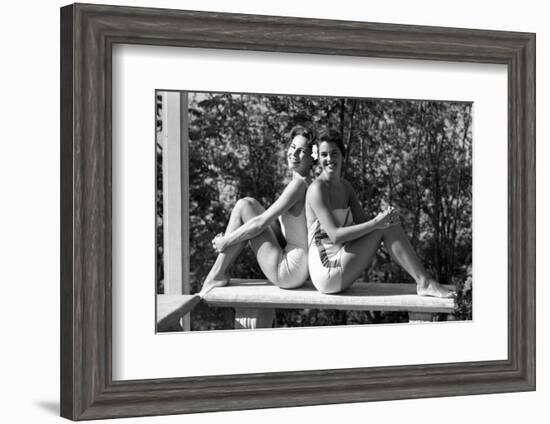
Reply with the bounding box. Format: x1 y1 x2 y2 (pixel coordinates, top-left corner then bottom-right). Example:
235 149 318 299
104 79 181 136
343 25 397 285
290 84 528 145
156 91 473 330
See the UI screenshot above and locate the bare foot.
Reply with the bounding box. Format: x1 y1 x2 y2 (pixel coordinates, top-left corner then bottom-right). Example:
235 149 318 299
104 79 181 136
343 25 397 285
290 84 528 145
417 280 455 298
200 274 229 296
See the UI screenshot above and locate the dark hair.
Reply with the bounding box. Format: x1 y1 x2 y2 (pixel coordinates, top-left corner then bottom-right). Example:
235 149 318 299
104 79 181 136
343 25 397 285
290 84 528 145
318 129 346 157
289 125 317 148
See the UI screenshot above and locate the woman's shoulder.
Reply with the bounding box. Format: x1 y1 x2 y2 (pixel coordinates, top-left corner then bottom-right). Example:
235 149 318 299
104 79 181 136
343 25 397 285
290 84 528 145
280 176 308 202
287 175 309 191
306 178 326 200
307 177 329 192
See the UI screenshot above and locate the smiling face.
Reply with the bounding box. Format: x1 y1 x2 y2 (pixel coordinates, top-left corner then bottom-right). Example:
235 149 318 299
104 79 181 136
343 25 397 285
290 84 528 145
318 140 343 177
287 134 313 176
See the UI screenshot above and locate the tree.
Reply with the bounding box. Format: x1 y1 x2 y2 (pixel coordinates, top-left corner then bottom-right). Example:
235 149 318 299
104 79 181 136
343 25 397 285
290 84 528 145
156 92 473 329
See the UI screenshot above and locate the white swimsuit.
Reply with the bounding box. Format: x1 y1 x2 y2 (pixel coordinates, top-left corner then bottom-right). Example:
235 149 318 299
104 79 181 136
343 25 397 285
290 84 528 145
308 208 354 293
275 206 309 289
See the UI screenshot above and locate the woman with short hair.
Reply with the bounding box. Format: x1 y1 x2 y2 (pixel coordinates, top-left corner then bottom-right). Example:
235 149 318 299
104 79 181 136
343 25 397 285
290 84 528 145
201 126 317 294
306 129 454 297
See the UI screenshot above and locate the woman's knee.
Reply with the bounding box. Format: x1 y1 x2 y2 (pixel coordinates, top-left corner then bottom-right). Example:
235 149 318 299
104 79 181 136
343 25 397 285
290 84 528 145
238 196 260 208
235 197 259 213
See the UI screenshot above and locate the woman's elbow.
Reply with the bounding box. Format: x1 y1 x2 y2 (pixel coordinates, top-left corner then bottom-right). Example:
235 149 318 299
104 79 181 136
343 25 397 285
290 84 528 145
253 216 270 232
327 231 341 245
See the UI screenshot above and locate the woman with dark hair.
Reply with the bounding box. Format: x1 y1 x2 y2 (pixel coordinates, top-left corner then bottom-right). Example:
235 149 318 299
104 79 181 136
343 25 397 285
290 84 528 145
201 126 317 294
305 129 454 297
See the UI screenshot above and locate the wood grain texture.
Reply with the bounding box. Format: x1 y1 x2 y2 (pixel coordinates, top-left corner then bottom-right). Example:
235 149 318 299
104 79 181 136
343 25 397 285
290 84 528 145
203 280 455 313
156 294 200 330
60 3 536 420
60 4 74 419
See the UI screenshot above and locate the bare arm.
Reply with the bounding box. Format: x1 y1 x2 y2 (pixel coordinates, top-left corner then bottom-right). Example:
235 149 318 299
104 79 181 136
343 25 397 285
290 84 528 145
307 181 394 245
215 179 306 251
346 180 368 224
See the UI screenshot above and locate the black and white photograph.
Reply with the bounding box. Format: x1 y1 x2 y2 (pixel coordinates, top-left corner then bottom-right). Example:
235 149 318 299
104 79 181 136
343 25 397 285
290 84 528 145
156 90 473 332
3 0 542 423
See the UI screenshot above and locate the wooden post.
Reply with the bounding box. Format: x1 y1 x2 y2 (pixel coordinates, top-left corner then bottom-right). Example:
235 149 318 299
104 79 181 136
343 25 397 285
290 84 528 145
180 93 190 330
234 308 275 329
161 92 190 331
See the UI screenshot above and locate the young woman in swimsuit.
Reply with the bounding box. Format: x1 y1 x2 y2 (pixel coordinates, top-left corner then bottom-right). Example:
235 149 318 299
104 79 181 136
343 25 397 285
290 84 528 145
201 126 316 294
305 129 454 298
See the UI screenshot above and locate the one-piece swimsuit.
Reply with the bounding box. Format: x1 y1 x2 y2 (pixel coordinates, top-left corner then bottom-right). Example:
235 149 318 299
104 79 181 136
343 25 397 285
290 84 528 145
307 207 353 293
273 179 309 288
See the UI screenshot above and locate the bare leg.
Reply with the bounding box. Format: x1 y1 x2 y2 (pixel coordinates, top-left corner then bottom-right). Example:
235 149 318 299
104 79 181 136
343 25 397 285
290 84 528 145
339 224 454 298
201 197 286 294
381 224 454 298
339 230 385 291
201 198 256 293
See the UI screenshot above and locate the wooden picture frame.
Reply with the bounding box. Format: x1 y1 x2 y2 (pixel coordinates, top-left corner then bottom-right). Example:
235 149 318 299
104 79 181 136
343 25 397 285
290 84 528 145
60 3 535 420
